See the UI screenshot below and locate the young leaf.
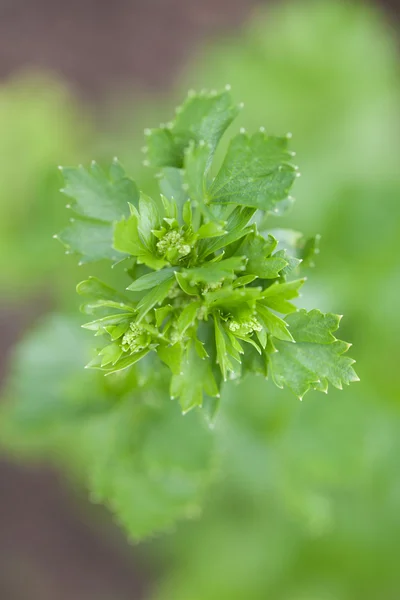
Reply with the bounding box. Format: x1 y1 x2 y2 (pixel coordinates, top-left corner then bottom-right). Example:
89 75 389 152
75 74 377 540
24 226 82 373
237 231 287 279
147 90 239 169
171 341 219 413
135 275 176 321
259 279 305 314
182 256 246 284
199 206 255 259
207 133 296 212
127 268 176 292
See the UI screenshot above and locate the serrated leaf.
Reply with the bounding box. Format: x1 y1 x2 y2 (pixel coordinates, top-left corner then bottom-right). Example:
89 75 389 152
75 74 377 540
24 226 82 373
237 231 287 279
269 309 359 398
182 256 246 284
60 161 136 222
147 90 239 169
208 133 296 211
58 217 124 264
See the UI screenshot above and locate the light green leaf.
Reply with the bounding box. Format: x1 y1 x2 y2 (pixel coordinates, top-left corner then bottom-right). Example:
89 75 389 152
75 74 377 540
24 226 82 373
103 349 151 375
60 160 137 222
214 316 241 381
98 343 123 367
182 256 246 284
259 279 305 314
157 343 183 375
58 217 124 264
237 231 287 278
127 268 175 292
147 90 239 169
171 341 219 413
199 206 255 258
77 277 135 313
159 167 187 209
269 309 359 398
176 301 201 336
208 133 296 211
135 275 176 321
184 142 208 206
197 220 226 240
82 313 133 332
256 304 294 342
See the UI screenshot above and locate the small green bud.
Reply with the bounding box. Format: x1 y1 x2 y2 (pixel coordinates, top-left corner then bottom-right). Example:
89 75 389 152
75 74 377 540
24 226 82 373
122 322 151 353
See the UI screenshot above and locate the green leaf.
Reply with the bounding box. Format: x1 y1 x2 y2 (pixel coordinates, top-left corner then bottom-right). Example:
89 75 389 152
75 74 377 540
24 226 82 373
197 220 226 240
58 217 124 264
82 313 133 332
159 167 187 210
269 309 359 399
98 343 123 367
184 141 208 206
127 268 175 292
135 275 176 321
199 206 255 258
208 133 296 211
259 279 305 314
77 277 135 313
102 349 151 375
237 231 287 279
113 211 165 270
214 316 242 381
60 160 136 222
256 304 294 342
157 343 183 374
176 301 201 336
182 256 246 285
147 90 239 169
171 341 219 413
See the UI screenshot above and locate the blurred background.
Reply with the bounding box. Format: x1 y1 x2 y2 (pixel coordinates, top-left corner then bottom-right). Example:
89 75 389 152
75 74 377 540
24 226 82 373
0 0 399 598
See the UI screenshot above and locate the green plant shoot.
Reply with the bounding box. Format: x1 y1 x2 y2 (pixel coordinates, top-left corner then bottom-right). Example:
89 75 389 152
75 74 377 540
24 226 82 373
57 88 358 416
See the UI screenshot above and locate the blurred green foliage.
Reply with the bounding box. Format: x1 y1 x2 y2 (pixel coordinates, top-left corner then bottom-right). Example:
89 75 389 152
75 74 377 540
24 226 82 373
0 0 399 598
0 74 94 301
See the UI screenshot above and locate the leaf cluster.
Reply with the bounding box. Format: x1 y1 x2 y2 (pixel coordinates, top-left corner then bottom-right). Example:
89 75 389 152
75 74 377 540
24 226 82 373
57 88 357 414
